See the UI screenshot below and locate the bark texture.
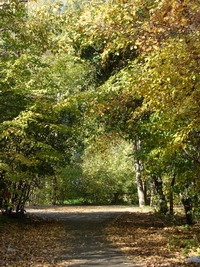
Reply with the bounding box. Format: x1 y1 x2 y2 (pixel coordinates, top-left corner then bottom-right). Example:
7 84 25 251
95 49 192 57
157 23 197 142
133 139 146 207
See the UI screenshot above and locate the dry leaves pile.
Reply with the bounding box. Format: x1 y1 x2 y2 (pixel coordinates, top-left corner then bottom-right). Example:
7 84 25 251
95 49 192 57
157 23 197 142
106 212 200 267
0 216 70 267
0 208 199 267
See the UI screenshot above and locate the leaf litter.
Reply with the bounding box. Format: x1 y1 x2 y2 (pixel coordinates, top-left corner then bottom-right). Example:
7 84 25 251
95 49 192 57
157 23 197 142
0 215 70 267
105 212 200 267
0 207 199 267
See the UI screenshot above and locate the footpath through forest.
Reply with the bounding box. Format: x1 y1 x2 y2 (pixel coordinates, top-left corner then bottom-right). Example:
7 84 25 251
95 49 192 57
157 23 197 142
1 206 199 267
1 206 143 266
25 205 141 267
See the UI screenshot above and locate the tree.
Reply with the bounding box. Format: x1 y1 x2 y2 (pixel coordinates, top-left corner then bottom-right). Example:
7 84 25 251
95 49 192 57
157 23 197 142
0 0 95 213
68 0 199 219
1 0 199 224
79 134 136 204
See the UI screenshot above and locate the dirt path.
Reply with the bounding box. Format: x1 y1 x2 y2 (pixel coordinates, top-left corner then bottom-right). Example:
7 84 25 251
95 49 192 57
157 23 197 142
26 206 142 267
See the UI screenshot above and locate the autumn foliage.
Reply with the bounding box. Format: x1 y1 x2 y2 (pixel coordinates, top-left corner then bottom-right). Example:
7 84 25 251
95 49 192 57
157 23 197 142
0 0 199 225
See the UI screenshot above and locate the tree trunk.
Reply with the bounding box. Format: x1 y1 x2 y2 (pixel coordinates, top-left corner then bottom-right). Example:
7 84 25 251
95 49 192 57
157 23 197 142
181 196 193 225
169 175 176 215
133 139 146 207
52 176 58 205
150 178 155 207
16 183 30 213
153 176 168 214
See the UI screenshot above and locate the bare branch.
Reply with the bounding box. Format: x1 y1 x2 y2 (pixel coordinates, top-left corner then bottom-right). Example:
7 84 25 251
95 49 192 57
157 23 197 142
0 28 10 31
183 148 200 164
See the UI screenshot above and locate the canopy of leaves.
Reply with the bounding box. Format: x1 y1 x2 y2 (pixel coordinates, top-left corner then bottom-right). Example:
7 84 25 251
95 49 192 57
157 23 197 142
0 0 199 218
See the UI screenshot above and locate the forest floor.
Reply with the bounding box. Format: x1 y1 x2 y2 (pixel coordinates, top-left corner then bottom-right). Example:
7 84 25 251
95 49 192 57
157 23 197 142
0 206 199 267
105 209 200 267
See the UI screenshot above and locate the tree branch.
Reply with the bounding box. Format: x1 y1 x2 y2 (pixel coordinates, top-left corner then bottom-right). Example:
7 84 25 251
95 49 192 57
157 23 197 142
183 148 200 164
0 28 10 32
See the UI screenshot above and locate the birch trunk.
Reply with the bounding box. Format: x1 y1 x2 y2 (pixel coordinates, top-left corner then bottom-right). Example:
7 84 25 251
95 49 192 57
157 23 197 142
133 139 146 207
52 176 58 205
